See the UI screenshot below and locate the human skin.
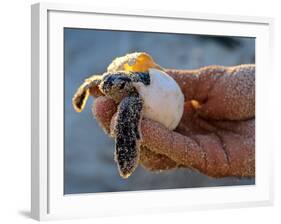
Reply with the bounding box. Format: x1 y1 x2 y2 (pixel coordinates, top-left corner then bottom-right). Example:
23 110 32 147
91 65 255 178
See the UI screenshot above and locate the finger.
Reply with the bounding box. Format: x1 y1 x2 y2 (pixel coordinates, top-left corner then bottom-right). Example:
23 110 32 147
196 65 255 120
166 65 255 120
92 96 117 133
140 118 255 178
165 69 199 101
139 146 178 171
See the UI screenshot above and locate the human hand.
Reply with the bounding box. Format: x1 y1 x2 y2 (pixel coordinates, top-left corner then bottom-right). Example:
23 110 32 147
92 65 255 178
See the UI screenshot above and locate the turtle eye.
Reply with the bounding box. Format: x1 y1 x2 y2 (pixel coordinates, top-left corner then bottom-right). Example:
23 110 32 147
119 82 126 89
113 76 131 88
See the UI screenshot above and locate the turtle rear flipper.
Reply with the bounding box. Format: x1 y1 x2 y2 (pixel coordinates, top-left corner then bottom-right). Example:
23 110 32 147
72 75 102 112
114 92 143 178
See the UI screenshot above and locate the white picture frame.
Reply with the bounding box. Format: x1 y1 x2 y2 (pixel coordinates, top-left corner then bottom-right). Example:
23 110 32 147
31 2 274 221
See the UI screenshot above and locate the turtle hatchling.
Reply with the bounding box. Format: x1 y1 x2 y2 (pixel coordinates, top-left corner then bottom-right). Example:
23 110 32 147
72 52 185 178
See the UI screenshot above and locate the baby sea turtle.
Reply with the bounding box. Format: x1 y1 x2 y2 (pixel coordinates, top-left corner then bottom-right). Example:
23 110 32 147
72 53 184 178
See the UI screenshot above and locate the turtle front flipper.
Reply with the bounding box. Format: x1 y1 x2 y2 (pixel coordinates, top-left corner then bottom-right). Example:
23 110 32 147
72 75 102 112
114 92 143 178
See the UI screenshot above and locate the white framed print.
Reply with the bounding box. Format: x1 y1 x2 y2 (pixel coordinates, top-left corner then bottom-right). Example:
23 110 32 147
31 2 274 221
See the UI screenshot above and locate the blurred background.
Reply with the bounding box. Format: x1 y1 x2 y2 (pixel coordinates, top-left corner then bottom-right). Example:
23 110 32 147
64 28 255 194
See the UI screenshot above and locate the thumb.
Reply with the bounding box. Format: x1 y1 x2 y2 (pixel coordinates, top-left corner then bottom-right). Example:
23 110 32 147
92 96 117 133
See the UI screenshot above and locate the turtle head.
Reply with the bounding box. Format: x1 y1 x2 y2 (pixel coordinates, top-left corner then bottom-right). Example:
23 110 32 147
107 52 163 73
100 72 135 103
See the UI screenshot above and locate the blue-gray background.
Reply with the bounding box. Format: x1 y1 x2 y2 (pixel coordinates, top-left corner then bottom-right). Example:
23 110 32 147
64 28 255 194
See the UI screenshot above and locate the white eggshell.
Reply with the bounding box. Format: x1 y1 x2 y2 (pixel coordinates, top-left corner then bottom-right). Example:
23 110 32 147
133 68 185 130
